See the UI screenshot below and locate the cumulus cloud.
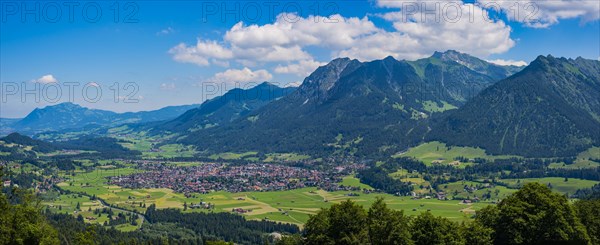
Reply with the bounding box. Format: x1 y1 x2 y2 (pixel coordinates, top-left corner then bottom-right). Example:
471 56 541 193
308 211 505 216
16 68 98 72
366 2 515 60
478 0 600 28
34 74 58 84
486 59 528 67
224 14 378 49
205 67 272 86
169 39 233 66
169 14 375 67
170 3 521 70
275 60 327 77
231 45 312 62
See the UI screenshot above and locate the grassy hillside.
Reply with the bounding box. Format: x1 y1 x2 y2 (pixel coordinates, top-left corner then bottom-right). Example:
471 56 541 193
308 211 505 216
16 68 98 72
395 141 517 167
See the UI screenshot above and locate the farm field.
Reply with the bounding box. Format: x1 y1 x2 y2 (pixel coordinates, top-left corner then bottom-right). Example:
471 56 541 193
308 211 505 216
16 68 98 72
208 151 258 160
339 176 373 190
42 192 143 231
437 180 518 200
499 177 599 195
142 144 197 159
549 147 600 169
51 167 500 227
395 141 518 167
263 153 312 162
56 168 200 213
47 158 599 229
153 187 488 226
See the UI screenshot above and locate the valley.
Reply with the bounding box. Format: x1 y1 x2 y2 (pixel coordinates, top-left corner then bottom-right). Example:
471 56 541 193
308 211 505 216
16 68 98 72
3 0 599 243
1 52 599 244
3 131 598 229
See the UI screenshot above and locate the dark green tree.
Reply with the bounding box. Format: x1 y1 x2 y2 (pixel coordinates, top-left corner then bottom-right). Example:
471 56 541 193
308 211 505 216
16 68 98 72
574 199 600 245
304 208 333 245
0 168 59 245
304 199 368 245
75 226 97 245
477 182 590 244
460 221 493 245
275 234 303 245
367 197 412 245
410 212 463 245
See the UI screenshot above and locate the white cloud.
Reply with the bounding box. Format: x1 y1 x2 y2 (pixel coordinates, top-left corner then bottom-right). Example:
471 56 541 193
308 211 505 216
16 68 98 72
205 67 272 86
87 82 100 87
169 39 233 66
160 82 176 90
232 45 312 62
171 3 519 68
274 60 327 77
337 32 424 61
486 59 528 67
478 0 600 28
169 13 377 67
365 3 515 60
156 27 175 36
35 74 58 84
224 14 378 49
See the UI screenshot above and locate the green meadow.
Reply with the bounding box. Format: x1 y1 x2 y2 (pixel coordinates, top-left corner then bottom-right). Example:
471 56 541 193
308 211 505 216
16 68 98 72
499 177 599 195
340 176 374 190
42 192 142 231
209 151 258 160
549 147 600 169
395 141 518 167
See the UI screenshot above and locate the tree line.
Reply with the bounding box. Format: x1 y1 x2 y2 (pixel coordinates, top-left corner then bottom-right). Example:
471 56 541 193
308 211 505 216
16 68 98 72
283 182 600 245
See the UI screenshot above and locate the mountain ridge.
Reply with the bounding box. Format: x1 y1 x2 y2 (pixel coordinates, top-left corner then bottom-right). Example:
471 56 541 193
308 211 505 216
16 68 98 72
178 50 521 157
156 82 296 133
10 102 200 135
428 55 600 157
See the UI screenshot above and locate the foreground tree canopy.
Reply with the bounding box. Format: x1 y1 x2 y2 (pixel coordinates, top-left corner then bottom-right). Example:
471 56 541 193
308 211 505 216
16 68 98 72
0 170 59 245
477 182 590 244
301 183 597 245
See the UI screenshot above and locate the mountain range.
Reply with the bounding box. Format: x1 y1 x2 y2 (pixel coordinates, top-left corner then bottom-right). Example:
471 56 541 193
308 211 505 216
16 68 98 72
3 102 199 135
157 82 296 133
178 50 524 157
4 51 598 159
1 82 296 136
428 55 600 157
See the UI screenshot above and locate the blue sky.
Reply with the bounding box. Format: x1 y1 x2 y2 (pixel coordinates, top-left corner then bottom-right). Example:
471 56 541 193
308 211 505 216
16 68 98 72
1 0 599 118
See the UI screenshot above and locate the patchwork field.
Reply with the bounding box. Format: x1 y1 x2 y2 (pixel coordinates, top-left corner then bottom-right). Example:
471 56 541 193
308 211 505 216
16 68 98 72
197 188 486 226
42 192 142 231
400 142 600 170
395 141 518 167
52 167 501 227
499 177 599 195
549 147 600 169
339 176 374 190
49 165 599 229
208 151 258 160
